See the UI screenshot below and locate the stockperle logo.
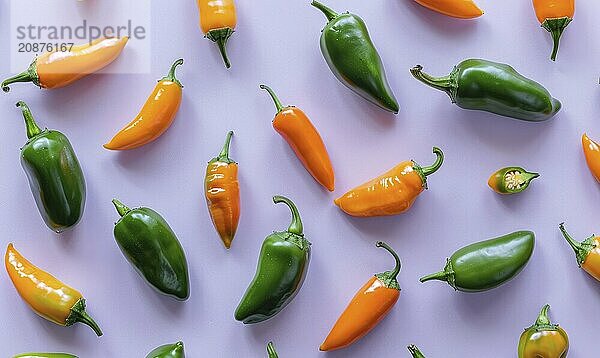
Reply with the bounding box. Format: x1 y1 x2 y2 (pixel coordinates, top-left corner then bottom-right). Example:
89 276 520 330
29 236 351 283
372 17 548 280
10 0 151 74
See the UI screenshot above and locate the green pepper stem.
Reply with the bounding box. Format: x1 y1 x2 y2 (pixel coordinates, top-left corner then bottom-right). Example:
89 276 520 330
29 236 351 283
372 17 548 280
535 304 552 326
311 1 338 22
419 271 447 283
549 29 563 61
160 58 184 87
559 222 593 267
67 299 103 336
273 195 303 236
259 84 285 113
376 241 401 280
217 131 234 162
410 65 455 101
2 70 34 92
267 342 278 358
16 101 42 139
407 345 426 358
542 17 572 61
421 147 444 177
206 28 233 69
112 199 131 217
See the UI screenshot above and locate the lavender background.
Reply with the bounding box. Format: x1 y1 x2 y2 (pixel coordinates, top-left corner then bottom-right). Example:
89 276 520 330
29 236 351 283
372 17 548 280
1 0 599 357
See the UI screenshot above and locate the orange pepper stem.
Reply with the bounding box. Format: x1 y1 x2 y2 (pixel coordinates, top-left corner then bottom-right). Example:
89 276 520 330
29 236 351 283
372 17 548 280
311 0 338 22
273 195 303 236
160 58 184 87
376 241 401 280
112 198 131 217
66 299 103 336
407 345 426 358
1 60 39 92
259 84 285 113
558 223 595 267
16 101 42 139
216 130 235 163
206 28 234 69
542 17 572 61
421 147 444 177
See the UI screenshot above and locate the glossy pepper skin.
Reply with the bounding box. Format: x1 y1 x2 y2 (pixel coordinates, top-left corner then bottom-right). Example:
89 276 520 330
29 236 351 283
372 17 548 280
5 244 102 336
518 304 569 358
13 354 77 358
104 59 183 150
420 231 535 292
320 242 402 351
260 84 335 191
410 59 561 122
112 199 190 300
235 196 311 324
488 167 540 194
16 101 86 233
197 0 236 68
532 0 575 61
559 223 600 281
311 1 399 113
414 0 483 19
267 342 278 358
145 341 185 358
205 131 240 249
408 345 426 358
582 133 600 183
335 147 443 217
2 37 127 92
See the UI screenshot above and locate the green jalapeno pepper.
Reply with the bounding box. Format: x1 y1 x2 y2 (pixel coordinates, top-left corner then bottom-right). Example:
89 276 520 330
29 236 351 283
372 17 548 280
311 1 399 114
145 341 185 358
16 101 86 233
410 59 561 121
13 354 77 358
112 199 190 301
488 167 540 195
518 304 569 358
235 196 311 324
408 345 426 358
420 231 535 292
267 342 278 358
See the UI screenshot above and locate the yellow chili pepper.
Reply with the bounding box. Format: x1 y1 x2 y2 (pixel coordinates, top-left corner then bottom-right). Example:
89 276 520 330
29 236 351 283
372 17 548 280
5 243 102 336
2 37 128 92
559 223 600 281
104 58 183 151
197 0 237 68
335 148 443 217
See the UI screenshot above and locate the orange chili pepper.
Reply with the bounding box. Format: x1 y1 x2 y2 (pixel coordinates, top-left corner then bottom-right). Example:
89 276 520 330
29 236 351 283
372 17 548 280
335 147 443 217
104 58 183 151
205 131 240 249
414 0 483 19
260 84 335 191
320 242 401 351
532 0 575 60
2 37 128 92
197 0 237 68
5 243 102 336
582 133 600 183
559 223 600 282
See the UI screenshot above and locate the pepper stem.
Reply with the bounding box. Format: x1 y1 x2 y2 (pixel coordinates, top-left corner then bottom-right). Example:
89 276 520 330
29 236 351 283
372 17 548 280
112 199 131 217
542 17 572 61
16 101 42 139
535 304 552 326
559 222 594 267
273 195 303 236
376 241 401 280
259 84 285 113
67 299 103 336
216 131 234 162
2 71 33 92
160 58 184 87
410 65 456 102
421 147 444 177
419 271 448 283
311 1 338 22
267 342 279 358
407 345 426 358
206 28 234 69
